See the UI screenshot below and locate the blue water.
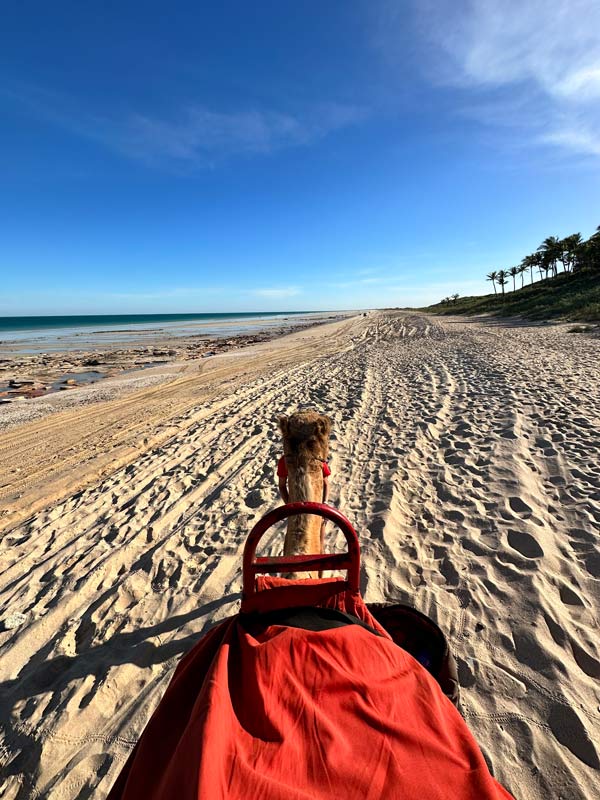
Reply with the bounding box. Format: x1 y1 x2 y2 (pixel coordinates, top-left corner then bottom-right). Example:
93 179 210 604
0 312 310 334
0 311 325 354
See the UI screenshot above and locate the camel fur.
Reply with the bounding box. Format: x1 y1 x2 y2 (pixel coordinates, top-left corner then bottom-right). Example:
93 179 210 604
278 410 332 562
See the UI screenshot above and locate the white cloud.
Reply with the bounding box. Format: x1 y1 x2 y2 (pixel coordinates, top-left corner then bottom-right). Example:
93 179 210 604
417 0 600 98
541 122 600 157
412 0 600 159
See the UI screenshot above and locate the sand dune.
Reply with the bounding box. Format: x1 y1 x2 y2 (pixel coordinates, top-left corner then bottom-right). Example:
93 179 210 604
1 311 599 799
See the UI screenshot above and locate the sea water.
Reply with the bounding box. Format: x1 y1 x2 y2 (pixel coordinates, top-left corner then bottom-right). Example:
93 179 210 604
0 312 319 353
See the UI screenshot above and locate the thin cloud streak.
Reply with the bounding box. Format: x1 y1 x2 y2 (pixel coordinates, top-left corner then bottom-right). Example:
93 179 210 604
109 104 365 167
1 82 365 168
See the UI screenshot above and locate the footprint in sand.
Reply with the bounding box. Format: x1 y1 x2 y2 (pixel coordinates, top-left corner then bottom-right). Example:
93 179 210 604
75 617 97 652
507 530 544 559
548 703 599 768
548 475 566 486
508 496 532 516
244 489 265 509
582 551 600 578
456 655 476 688
512 628 558 677
433 547 460 586
559 583 585 607
543 612 566 646
571 639 600 679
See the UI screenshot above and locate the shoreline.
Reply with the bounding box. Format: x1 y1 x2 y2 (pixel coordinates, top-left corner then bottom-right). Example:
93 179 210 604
0 312 352 413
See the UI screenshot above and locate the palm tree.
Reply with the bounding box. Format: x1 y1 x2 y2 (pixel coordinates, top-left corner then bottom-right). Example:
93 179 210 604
508 265 519 291
538 236 561 277
560 233 583 273
590 226 600 271
451 293 459 304
520 254 536 285
486 271 498 294
538 252 552 280
531 252 544 283
496 269 508 296
518 263 527 288
578 226 600 272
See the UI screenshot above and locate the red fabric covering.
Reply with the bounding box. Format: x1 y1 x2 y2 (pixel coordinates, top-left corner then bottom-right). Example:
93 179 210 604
277 456 331 479
108 579 514 800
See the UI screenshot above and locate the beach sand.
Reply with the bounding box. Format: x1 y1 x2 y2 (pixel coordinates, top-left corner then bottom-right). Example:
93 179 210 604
1 311 599 799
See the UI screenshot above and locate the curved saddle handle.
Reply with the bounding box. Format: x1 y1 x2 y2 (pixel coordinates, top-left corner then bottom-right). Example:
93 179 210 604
242 502 360 604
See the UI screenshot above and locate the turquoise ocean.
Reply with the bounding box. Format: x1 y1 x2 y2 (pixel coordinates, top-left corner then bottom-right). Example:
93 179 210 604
0 312 312 333
0 312 319 353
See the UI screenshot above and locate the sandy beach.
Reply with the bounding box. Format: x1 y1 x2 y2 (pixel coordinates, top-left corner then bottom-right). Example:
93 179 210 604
1 310 599 799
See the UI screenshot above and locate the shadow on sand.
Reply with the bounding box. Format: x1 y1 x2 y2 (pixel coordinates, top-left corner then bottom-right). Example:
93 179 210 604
0 592 241 797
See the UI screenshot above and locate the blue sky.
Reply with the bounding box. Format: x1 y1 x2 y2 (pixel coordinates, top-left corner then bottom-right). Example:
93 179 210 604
1 1 599 315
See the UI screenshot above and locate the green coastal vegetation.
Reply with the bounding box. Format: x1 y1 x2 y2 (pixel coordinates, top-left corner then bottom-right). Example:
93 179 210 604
421 226 600 322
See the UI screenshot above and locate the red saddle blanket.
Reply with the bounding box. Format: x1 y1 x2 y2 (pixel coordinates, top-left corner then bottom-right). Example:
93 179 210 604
108 579 514 800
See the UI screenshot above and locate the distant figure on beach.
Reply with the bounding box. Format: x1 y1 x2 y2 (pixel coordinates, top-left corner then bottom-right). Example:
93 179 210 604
277 410 332 561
